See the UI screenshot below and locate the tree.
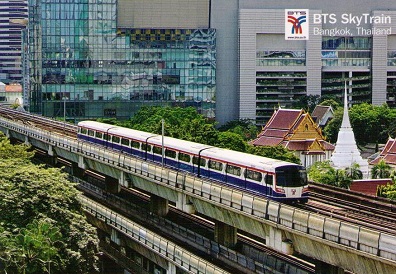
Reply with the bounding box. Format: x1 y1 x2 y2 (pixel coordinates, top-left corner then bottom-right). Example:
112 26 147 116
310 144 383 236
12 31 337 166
371 159 392 179
247 145 301 164
0 219 62 273
215 131 247 152
218 119 259 141
307 161 356 189
323 103 396 146
0 136 99 273
345 163 363 180
123 106 219 145
307 161 337 185
318 98 341 110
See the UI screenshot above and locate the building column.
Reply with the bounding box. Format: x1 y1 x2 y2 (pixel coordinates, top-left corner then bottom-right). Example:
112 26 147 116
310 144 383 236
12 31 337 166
150 194 169 217
315 260 345 274
214 221 237 248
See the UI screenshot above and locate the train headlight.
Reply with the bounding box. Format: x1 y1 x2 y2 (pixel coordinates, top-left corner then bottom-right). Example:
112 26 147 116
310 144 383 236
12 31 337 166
275 187 285 193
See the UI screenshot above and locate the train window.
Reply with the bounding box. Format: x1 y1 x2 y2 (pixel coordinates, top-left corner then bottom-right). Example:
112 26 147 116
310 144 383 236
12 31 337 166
88 129 95 137
193 156 206 167
179 152 191 163
209 160 223 171
226 164 241 176
131 141 140 149
245 169 262 182
121 138 129 146
95 131 103 139
80 128 88 135
165 149 176 159
103 134 110 141
266 174 273 185
153 146 162 154
112 135 120 143
141 143 150 152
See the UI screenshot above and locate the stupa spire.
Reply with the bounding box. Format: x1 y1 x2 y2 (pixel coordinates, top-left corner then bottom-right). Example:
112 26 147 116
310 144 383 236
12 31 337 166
330 81 368 177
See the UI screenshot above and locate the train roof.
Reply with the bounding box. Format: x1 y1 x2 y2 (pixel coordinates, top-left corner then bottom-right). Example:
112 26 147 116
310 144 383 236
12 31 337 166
78 120 116 131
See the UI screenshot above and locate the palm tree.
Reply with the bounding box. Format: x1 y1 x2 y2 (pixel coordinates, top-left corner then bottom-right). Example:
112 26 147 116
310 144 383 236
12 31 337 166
371 159 393 179
335 169 352 189
345 163 363 180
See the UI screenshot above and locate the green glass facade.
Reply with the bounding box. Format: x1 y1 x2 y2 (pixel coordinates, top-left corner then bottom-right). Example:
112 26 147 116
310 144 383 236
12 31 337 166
27 0 216 121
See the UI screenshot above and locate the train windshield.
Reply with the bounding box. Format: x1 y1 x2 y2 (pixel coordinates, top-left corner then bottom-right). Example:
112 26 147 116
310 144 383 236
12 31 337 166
275 165 307 187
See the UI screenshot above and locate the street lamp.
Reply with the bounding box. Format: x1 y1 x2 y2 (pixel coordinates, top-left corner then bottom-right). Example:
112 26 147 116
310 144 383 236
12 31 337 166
62 95 68 122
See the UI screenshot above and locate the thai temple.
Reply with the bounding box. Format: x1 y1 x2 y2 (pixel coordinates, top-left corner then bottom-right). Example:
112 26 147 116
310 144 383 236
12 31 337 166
330 84 369 178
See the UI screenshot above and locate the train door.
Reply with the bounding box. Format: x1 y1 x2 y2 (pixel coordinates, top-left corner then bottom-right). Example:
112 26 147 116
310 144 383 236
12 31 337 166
265 174 274 196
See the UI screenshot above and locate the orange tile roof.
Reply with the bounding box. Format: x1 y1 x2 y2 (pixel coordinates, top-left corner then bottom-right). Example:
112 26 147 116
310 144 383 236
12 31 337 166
370 138 396 165
265 109 302 129
251 108 334 153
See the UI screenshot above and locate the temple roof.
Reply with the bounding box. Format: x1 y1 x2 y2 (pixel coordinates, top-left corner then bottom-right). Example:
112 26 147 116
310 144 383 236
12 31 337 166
311 105 334 126
370 138 396 165
251 108 334 152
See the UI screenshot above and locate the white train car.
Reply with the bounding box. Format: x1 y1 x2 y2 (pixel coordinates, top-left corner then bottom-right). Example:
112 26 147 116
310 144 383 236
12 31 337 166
77 121 308 202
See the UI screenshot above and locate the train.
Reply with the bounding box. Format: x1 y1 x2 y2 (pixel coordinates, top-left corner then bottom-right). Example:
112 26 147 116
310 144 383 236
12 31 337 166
77 121 309 202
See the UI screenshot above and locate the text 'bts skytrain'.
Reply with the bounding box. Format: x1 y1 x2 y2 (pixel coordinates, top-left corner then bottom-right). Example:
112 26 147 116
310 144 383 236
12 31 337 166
77 121 308 202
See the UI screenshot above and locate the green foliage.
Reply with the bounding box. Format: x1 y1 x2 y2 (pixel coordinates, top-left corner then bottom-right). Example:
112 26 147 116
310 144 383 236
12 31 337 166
377 179 396 200
0 138 99 273
323 103 396 145
218 119 259 141
0 133 34 160
247 145 301 164
319 98 341 110
371 159 392 179
215 132 247 152
307 161 360 189
322 107 343 143
0 219 62 273
345 162 363 180
292 95 320 112
123 106 219 145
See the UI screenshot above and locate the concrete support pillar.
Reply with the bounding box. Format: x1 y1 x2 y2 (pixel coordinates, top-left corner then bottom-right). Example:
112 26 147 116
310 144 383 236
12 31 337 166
24 135 30 145
167 261 177 274
266 226 294 255
150 195 169 217
214 221 238 248
175 192 195 214
72 162 84 178
105 176 121 194
78 155 86 170
46 145 57 166
315 261 345 274
111 228 120 245
119 171 129 188
5 128 10 138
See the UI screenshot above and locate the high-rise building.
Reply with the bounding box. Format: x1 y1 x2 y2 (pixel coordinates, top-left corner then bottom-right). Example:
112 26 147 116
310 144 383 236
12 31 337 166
27 0 216 121
26 0 396 126
0 0 28 83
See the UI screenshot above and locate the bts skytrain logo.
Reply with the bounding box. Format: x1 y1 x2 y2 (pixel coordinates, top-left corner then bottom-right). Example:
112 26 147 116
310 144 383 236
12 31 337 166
285 9 309 40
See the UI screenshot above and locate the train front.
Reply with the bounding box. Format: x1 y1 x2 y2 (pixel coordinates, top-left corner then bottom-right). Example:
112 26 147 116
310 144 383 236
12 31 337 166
273 165 309 203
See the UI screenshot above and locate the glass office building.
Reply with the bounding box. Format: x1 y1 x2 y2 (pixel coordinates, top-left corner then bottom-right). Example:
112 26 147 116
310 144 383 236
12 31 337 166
27 0 216 121
0 0 28 82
